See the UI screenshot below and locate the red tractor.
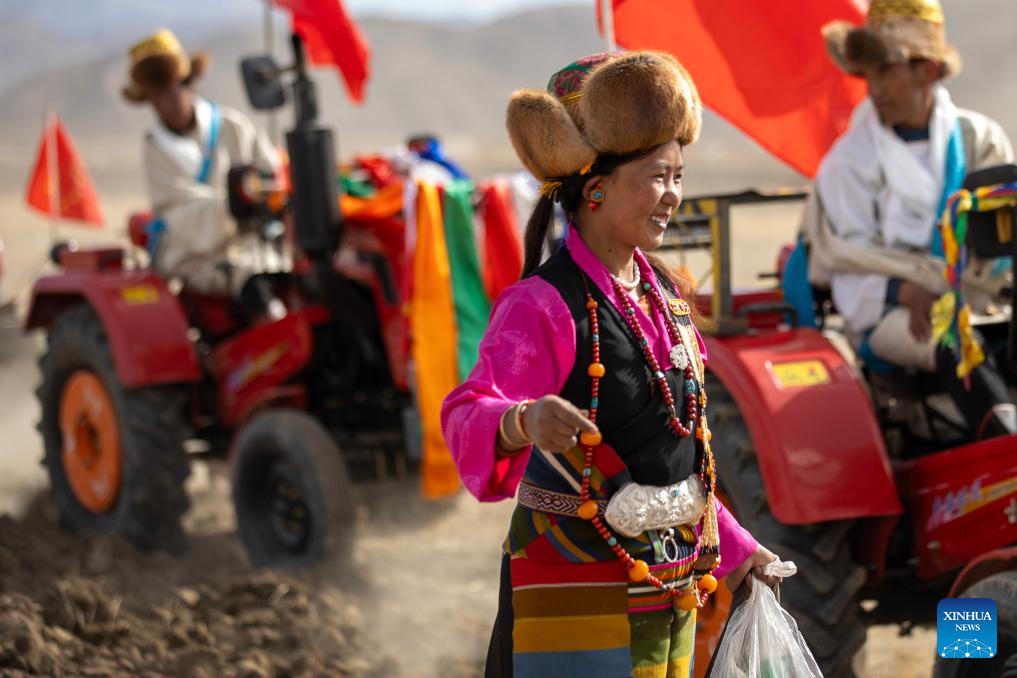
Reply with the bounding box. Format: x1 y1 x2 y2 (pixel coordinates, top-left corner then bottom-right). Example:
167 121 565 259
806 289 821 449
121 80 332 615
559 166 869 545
677 180 1017 677
25 37 417 568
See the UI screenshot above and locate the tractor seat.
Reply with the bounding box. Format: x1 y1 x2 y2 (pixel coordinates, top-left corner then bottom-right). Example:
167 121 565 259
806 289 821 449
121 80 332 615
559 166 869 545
129 212 245 337
128 212 158 257
178 288 245 339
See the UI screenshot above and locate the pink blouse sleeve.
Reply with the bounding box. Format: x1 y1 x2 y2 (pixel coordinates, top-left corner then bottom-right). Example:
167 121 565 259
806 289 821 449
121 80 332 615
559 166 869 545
441 277 576 501
714 498 758 578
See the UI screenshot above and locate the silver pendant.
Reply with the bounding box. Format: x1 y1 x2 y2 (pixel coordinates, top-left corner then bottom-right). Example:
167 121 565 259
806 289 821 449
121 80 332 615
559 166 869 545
670 343 688 370
660 528 681 563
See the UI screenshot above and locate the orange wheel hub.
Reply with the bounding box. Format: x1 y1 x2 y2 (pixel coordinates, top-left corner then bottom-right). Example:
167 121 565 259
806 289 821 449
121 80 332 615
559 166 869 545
59 371 122 513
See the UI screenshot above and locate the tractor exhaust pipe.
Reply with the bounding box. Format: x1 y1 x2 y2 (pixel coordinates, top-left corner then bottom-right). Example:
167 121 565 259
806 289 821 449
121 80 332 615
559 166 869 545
285 34 342 263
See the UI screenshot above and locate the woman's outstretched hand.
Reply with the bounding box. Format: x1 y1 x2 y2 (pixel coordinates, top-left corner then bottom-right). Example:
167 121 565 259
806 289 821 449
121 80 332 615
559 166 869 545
726 543 781 593
522 395 600 453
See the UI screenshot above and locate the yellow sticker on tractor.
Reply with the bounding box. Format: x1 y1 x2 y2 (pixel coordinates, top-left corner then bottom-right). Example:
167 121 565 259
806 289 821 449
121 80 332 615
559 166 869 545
121 285 160 305
769 360 830 389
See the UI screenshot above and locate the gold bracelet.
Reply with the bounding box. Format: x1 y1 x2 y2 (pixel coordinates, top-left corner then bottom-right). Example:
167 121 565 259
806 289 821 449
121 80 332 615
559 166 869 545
497 405 523 451
497 401 532 453
514 399 535 443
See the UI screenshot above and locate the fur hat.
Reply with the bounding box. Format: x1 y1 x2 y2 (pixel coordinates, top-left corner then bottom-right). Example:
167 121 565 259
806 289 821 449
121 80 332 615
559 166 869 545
506 51 702 182
822 0 960 79
122 29 211 104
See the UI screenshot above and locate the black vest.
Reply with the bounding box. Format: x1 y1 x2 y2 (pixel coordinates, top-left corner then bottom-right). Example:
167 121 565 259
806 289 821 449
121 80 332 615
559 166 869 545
534 247 699 486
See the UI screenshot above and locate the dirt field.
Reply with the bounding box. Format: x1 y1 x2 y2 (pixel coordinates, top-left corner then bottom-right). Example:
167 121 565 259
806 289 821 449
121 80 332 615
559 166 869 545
0 191 939 676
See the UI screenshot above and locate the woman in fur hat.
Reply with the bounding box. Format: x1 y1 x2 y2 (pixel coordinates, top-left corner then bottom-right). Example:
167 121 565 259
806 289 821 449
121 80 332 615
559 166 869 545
124 29 285 319
442 52 776 677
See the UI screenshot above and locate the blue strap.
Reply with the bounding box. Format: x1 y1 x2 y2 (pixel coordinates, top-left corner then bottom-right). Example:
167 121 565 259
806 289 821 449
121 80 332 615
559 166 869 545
145 217 167 262
196 102 221 185
930 119 967 258
781 235 817 328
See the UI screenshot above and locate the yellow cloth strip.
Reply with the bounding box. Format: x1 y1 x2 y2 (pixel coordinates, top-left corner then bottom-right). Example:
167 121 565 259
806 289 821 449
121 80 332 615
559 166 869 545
631 656 691 678
513 614 631 653
411 182 462 498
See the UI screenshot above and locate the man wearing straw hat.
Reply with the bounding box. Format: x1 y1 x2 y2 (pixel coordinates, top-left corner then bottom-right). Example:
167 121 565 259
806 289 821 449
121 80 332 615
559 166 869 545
123 29 284 319
805 0 1016 439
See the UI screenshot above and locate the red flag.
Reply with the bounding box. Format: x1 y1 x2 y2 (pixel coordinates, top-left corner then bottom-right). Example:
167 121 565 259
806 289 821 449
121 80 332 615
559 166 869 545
25 116 104 227
479 181 523 303
602 0 868 177
274 0 370 104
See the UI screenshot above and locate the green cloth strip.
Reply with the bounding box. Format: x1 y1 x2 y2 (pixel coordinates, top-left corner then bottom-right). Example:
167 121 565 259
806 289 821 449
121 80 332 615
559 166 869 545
442 179 492 381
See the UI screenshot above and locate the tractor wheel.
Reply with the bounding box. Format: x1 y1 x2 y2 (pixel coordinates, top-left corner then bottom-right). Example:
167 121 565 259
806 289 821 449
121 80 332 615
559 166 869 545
231 409 355 569
37 304 191 551
933 571 1017 678
703 374 867 678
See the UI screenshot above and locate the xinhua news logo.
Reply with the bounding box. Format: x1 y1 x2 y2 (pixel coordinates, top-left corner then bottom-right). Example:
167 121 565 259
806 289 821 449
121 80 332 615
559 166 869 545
937 598 997 659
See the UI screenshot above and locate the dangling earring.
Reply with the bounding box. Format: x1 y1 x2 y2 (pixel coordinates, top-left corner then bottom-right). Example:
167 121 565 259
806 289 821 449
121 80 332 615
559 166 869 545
588 184 606 212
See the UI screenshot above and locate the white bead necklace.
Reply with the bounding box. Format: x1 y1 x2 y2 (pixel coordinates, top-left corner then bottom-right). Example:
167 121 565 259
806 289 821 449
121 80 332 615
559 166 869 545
611 263 641 292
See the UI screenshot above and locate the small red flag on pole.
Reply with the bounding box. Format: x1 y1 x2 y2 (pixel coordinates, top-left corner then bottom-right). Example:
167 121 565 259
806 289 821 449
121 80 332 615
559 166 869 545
25 114 104 228
273 0 371 104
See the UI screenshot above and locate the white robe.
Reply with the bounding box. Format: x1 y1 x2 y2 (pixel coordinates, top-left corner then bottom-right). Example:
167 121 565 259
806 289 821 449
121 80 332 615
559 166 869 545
144 98 280 296
815 88 1013 334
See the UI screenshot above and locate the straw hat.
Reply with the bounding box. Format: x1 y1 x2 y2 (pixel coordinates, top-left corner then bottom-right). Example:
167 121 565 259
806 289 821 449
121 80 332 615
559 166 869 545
823 0 960 79
122 29 211 103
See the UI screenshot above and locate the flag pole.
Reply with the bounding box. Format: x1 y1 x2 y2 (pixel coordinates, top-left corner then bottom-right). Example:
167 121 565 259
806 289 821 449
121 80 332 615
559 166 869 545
601 0 617 52
264 0 279 144
46 110 59 245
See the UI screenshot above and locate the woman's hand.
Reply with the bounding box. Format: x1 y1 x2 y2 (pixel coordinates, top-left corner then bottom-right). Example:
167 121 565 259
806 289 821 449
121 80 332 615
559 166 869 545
725 544 781 593
522 395 599 453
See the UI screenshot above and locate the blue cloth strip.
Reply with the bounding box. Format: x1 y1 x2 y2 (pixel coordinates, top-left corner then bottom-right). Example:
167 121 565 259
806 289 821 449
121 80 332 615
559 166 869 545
196 102 221 185
931 119 967 258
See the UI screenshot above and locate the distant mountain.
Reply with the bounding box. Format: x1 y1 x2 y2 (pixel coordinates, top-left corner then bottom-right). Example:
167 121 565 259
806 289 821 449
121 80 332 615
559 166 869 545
0 0 260 93
0 1 1013 200
0 0 256 40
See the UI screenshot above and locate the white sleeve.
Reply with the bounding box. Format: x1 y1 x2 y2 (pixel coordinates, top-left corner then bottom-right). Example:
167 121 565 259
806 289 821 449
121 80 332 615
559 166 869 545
974 117 1015 168
816 154 890 333
222 107 280 174
144 136 232 257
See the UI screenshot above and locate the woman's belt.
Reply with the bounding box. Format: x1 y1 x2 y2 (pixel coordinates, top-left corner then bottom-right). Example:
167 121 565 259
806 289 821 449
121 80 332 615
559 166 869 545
517 475 708 539
517 481 607 517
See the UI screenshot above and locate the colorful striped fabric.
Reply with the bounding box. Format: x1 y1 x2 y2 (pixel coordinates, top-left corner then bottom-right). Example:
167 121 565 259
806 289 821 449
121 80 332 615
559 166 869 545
511 547 697 677
505 440 701 676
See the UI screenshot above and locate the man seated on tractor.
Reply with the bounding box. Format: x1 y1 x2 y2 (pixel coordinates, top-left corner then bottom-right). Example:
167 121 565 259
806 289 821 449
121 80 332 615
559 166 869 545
806 0 1016 439
123 29 285 320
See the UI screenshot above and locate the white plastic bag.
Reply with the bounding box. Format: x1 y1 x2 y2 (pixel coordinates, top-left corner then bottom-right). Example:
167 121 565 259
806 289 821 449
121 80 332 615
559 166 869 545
709 560 823 678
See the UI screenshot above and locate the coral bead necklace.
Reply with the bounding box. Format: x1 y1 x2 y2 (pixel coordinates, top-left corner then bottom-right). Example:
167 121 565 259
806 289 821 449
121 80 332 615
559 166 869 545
576 269 718 609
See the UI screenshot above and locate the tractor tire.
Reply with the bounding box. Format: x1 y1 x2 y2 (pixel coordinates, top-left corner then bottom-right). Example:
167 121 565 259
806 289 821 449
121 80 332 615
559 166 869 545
933 571 1017 678
231 409 355 569
706 374 867 678
37 304 191 552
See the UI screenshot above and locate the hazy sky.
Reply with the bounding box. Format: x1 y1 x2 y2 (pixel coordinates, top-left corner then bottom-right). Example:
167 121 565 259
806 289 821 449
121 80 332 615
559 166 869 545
345 0 590 21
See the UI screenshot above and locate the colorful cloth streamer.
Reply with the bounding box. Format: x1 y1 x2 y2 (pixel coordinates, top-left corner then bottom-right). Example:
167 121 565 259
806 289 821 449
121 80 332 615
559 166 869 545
411 182 463 497
480 180 524 304
937 181 1017 379
443 179 492 382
